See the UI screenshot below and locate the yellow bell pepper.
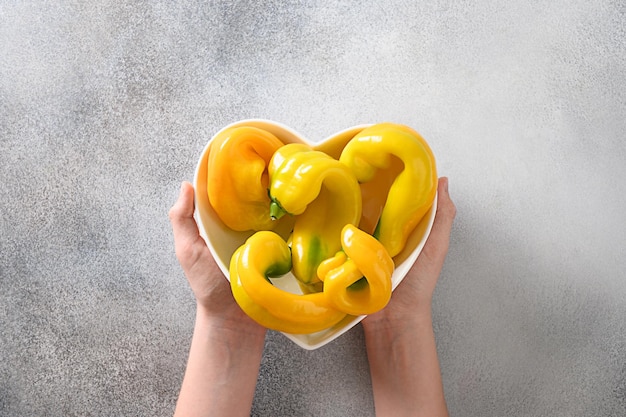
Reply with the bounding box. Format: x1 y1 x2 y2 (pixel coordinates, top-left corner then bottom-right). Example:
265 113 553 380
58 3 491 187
229 231 346 334
317 224 394 316
268 144 362 293
339 123 437 257
206 126 283 231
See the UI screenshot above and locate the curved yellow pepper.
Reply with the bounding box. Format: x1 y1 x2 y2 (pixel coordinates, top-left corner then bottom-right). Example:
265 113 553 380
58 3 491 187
317 224 394 316
268 144 362 293
206 126 283 231
229 231 346 334
339 123 437 257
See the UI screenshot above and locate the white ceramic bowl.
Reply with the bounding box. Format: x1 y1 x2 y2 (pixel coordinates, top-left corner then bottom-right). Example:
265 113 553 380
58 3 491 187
193 119 437 350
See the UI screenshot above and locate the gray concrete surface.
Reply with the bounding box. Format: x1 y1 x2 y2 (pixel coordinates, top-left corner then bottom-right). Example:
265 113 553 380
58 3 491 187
2 1 625 416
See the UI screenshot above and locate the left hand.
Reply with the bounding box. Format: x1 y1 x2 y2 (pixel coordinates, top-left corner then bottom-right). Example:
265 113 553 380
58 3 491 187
169 181 265 332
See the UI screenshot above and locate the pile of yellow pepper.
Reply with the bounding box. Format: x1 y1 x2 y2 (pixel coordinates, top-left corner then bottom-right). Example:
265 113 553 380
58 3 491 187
206 123 437 334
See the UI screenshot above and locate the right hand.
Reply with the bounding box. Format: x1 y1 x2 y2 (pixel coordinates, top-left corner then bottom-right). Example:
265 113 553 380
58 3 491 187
363 177 456 329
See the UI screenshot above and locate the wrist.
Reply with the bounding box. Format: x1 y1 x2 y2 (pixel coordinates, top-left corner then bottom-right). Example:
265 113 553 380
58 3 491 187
362 305 433 337
195 303 267 348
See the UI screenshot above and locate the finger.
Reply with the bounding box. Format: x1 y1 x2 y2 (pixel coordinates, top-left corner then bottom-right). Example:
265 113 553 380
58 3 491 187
413 177 457 270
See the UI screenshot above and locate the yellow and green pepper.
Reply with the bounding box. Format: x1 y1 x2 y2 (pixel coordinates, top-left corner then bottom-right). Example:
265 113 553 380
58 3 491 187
317 224 394 316
206 126 283 231
229 231 347 334
268 143 362 293
340 123 438 257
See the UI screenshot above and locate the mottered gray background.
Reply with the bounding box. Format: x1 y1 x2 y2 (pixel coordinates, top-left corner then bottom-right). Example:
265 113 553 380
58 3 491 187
1 1 625 416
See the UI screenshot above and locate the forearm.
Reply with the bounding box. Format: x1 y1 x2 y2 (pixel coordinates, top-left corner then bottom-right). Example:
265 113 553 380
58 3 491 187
174 305 266 417
364 310 448 417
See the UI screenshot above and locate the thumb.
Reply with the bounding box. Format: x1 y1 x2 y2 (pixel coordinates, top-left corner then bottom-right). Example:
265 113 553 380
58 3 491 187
168 181 210 269
169 181 200 244
413 177 456 271
430 177 456 244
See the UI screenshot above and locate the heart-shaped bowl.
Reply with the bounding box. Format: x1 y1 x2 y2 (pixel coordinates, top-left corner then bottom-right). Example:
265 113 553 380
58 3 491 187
194 119 437 350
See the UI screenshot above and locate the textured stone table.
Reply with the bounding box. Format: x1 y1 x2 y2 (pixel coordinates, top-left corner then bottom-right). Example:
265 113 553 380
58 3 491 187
2 1 625 416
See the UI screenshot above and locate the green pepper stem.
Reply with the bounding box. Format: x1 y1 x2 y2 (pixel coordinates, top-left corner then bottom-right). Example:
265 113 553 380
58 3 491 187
270 200 287 220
